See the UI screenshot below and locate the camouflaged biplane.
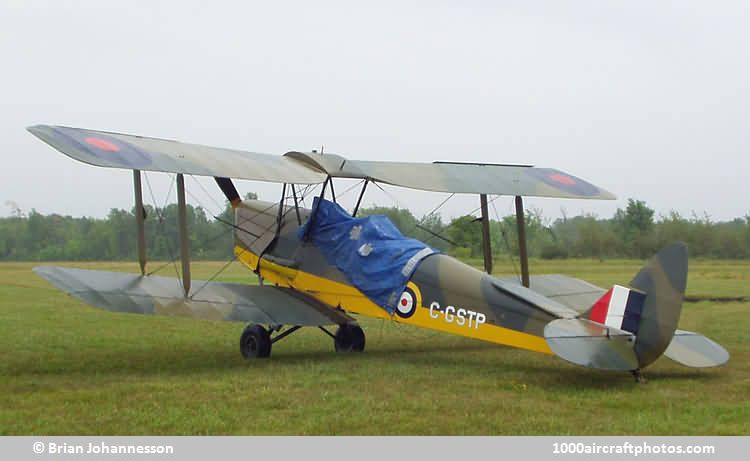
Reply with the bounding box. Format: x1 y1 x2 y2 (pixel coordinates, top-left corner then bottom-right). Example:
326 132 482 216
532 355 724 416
28 125 729 381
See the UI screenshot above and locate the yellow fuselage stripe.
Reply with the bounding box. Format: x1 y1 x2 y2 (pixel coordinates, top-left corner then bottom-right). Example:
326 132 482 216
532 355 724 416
235 246 552 355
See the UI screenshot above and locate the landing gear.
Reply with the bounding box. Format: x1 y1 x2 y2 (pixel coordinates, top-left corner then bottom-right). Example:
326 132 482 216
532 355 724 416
240 324 272 358
239 323 366 359
334 323 366 352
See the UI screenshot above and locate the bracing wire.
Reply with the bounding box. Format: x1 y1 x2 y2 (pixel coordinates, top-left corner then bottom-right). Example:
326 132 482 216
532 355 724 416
143 172 183 283
418 193 502 248
138 176 323 291
423 193 455 221
370 181 505 249
371 181 406 209
404 193 454 241
491 196 520 280
189 254 239 299
335 179 367 202
189 175 225 217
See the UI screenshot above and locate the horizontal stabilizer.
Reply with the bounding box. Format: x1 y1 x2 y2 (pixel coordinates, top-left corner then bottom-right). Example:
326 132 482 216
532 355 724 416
664 329 730 368
496 274 606 313
34 266 352 326
544 318 638 370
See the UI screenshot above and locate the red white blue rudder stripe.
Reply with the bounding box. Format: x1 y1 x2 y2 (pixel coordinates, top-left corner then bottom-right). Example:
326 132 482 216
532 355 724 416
587 285 646 334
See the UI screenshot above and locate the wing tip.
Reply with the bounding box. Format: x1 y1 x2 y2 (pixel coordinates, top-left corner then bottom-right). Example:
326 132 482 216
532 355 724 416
26 124 47 135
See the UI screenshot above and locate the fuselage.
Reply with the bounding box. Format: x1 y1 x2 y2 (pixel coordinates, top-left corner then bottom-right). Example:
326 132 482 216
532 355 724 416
233 198 576 355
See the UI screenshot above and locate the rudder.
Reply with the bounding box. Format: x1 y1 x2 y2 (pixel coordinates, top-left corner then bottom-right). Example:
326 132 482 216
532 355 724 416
629 243 688 368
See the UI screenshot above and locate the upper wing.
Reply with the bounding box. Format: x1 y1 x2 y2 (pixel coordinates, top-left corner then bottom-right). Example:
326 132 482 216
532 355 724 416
27 125 326 185
29 124 614 199
286 152 616 199
34 266 353 326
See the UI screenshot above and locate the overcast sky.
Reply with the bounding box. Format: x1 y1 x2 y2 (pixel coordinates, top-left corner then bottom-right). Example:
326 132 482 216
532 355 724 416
1 0 748 223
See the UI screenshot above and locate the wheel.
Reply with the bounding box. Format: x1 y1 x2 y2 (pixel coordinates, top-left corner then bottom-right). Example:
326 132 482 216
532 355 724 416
240 324 272 358
334 324 365 352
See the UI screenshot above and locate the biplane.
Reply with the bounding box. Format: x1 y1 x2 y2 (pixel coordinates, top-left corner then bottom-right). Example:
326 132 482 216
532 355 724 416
27 124 729 381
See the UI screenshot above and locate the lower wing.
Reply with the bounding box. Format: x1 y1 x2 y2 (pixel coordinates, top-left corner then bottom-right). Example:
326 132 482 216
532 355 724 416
34 266 353 326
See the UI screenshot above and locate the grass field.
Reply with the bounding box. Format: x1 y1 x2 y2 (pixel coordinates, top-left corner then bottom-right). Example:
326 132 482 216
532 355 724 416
0 258 748 435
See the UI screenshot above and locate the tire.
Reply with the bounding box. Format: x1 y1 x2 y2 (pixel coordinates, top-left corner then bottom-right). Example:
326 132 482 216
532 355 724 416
240 324 272 358
334 324 365 352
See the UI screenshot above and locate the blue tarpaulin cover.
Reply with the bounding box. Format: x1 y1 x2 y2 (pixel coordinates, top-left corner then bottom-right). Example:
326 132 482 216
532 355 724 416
298 197 437 313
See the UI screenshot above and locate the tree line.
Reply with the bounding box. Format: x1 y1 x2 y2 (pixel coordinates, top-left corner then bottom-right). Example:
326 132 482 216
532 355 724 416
1 197 749 261
362 199 750 260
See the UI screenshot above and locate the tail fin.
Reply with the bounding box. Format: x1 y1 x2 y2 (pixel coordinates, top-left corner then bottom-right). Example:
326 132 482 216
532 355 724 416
627 242 688 368
588 243 688 368
545 243 689 370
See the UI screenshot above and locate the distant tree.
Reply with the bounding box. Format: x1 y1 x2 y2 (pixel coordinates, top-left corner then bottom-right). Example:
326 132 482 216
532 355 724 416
613 199 656 258
655 211 689 250
446 215 481 257
712 219 747 258
573 215 619 260
496 208 554 258
4 201 24 218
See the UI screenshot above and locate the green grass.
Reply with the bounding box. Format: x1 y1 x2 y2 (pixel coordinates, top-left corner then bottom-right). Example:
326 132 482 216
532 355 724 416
0 259 748 435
